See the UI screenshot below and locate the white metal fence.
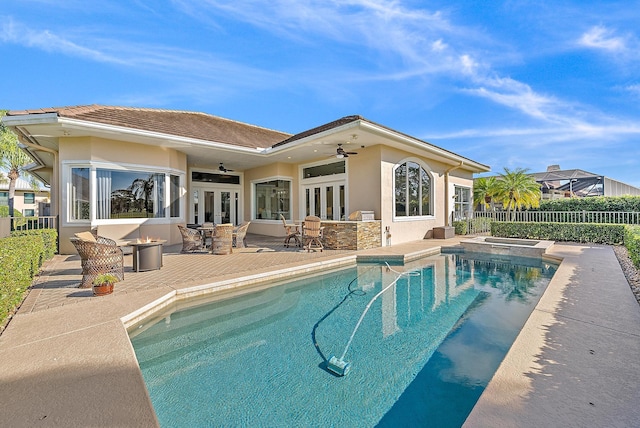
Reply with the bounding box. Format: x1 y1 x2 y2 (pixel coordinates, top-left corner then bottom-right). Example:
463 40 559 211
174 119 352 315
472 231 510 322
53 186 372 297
473 211 640 224
0 216 57 239
455 211 640 235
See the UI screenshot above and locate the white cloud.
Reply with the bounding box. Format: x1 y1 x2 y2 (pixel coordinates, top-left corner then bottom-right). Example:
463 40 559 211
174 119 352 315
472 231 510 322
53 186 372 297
627 84 640 96
1 17 124 64
0 16 278 90
578 25 626 51
431 39 447 52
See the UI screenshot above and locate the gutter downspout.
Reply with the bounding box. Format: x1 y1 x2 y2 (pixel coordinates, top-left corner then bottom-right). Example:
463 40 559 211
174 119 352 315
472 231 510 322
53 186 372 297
444 161 464 227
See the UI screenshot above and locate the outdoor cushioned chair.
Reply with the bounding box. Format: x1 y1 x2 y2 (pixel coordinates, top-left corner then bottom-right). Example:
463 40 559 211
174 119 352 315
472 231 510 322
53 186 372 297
70 231 124 288
302 215 324 252
280 214 301 248
178 224 205 253
211 223 234 255
233 221 251 248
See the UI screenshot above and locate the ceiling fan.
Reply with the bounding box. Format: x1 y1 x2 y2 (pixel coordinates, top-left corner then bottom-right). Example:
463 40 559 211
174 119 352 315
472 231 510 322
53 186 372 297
219 163 234 172
335 144 358 158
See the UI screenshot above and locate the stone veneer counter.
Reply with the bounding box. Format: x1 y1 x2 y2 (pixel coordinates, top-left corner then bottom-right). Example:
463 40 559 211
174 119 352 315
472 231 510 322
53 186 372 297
320 220 381 250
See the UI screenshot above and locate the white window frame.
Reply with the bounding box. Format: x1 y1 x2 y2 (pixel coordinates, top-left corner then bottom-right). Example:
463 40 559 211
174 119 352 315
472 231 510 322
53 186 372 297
392 158 435 221
299 158 348 220
251 176 293 223
454 185 472 221
62 161 185 227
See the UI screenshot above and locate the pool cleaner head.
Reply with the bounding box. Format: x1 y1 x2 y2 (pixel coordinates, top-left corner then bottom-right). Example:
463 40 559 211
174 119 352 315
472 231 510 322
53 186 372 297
327 355 350 376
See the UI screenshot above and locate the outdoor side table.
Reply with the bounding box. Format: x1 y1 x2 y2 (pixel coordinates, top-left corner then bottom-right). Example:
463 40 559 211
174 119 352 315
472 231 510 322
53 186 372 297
128 240 166 272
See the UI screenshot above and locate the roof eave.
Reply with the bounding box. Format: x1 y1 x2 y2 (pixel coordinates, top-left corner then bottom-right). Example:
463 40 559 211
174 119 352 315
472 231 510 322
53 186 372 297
358 120 490 173
2 112 60 126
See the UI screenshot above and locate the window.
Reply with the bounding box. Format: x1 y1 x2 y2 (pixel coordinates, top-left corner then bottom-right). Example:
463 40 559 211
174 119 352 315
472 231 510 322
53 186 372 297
0 192 8 206
68 166 182 222
71 168 90 220
394 161 432 217
96 169 167 219
23 209 35 217
302 161 345 178
24 192 35 204
254 179 291 220
170 175 180 218
192 171 240 185
454 186 472 220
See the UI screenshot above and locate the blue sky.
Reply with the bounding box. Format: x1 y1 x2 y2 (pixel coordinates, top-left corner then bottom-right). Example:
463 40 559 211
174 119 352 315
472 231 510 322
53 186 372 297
2 1 640 186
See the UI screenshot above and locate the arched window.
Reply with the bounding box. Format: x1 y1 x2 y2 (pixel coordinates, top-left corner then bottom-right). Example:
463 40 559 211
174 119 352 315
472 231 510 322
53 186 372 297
394 161 432 217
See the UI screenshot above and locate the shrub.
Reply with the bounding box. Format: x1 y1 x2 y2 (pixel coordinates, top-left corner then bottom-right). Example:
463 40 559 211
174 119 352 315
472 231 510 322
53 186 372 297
535 196 640 212
0 229 57 330
453 221 468 235
0 234 47 329
491 222 626 245
11 229 58 261
0 206 22 217
624 226 640 268
453 217 493 235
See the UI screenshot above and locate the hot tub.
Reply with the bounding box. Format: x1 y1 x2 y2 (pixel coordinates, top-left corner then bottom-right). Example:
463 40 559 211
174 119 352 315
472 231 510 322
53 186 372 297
460 236 554 258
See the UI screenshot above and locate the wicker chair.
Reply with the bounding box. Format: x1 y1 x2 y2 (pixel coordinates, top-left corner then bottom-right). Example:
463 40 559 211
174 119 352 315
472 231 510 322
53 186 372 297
178 225 205 253
302 215 324 252
232 221 251 248
211 223 234 255
70 234 124 288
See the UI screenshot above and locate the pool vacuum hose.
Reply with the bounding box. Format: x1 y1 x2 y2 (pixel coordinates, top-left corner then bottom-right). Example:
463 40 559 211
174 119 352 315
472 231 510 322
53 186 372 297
326 265 418 377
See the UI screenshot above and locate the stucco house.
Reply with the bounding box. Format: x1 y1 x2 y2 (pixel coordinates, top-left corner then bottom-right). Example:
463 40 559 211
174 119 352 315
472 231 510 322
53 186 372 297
2 105 489 254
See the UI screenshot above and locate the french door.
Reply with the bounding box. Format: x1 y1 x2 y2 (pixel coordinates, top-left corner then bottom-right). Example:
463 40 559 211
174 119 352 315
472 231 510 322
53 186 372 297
304 182 345 220
192 187 239 225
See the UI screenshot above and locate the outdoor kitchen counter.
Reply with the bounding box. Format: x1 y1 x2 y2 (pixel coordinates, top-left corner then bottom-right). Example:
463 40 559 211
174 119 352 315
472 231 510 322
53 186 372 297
320 220 382 250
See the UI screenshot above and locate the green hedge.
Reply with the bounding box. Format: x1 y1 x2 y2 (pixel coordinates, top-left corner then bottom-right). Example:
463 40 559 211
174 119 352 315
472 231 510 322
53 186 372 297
453 217 492 235
624 226 640 268
491 222 626 244
11 229 58 261
535 196 640 212
0 229 58 330
453 221 468 235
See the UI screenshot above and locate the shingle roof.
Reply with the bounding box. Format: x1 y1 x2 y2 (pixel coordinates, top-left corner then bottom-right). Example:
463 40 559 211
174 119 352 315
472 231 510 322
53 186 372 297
8 105 291 149
274 115 363 147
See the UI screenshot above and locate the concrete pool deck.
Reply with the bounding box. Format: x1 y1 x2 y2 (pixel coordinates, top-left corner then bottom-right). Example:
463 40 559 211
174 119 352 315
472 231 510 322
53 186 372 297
1 236 639 427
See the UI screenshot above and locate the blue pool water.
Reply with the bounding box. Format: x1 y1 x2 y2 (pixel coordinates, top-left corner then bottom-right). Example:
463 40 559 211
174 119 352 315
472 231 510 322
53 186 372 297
130 253 557 427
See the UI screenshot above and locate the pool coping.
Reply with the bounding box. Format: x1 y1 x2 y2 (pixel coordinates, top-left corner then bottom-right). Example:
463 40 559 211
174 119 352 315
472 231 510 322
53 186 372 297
1 239 639 427
464 242 640 427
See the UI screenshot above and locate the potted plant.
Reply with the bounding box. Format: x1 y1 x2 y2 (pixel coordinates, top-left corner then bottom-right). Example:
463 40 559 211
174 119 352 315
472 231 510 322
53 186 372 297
92 273 119 296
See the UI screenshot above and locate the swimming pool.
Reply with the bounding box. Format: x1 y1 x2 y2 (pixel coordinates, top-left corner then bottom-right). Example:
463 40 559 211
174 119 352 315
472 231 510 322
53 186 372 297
130 253 557 427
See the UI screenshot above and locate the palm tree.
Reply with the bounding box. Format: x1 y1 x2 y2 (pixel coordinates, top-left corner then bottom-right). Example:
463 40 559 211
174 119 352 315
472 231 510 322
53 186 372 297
129 175 155 216
495 167 541 217
473 176 500 211
0 111 39 222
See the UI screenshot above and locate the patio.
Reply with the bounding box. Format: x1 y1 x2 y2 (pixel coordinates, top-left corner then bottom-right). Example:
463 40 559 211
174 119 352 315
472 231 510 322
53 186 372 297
1 236 639 427
21 233 356 313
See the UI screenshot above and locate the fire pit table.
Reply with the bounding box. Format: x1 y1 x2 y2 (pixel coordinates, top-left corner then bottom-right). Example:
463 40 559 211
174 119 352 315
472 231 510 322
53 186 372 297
128 239 167 272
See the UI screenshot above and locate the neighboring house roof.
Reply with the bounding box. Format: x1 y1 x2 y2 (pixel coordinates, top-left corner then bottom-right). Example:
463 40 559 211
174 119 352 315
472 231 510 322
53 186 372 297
532 169 601 182
0 177 48 192
482 167 640 196
8 105 291 149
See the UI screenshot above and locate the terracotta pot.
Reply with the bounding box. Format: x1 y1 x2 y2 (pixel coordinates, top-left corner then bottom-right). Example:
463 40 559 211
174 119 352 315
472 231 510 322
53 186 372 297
93 283 114 296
